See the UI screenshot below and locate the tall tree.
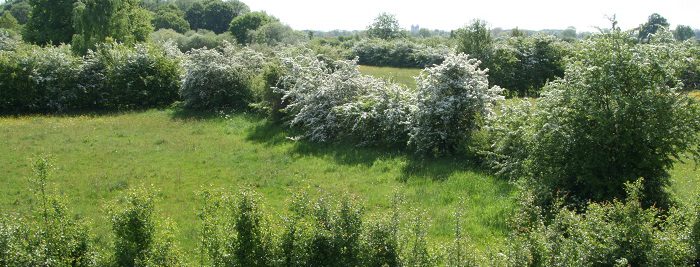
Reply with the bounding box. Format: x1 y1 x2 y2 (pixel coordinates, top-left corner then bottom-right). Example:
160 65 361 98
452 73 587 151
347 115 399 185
638 13 669 43
185 1 204 30
453 19 493 62
23 0 76 45
366 13 405 40
186 0 248 34
674 25 695 41
153 4 190 33
72 0 153 54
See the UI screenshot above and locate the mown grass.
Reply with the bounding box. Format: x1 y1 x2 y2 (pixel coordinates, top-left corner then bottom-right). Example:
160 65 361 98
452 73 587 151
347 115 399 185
359 65 422 88
0 110 514 261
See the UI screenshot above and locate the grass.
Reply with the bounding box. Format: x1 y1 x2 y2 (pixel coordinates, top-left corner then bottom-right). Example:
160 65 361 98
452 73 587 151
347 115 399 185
359 65 422 88
690 90 700 99
0 109 514 261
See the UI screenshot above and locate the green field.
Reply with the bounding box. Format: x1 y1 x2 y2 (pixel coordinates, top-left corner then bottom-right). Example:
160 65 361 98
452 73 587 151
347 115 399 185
359 65 422 88
0 110 515 257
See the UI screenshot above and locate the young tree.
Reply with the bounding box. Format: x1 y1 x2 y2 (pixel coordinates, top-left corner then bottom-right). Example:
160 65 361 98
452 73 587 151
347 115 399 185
638 13 669 43
453 20 493 62
674 25 695 41
72 0 153 54
366 13 405 40
0 11 19 31
22 0 76 45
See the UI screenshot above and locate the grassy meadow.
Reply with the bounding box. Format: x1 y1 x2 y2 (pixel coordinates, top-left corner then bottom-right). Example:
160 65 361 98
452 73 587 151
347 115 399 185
359 65 422 88
0 110 514 258
0 65 697 261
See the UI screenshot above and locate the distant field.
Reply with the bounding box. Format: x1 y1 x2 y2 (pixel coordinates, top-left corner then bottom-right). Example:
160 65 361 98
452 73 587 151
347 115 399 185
0 110 514 260
690 90 700 99
359 65 422 88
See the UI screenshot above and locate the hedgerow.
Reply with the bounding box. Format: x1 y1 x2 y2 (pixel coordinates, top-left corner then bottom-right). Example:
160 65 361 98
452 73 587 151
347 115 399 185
0 42 183 113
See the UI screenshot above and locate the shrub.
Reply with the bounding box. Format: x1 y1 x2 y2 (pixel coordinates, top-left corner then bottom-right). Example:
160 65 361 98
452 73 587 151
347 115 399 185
109 186 183 267
334 80 416 146
0 44 82 113
0 156 97 266
180 43 263 110
409 53 503 156
277 50 367 142
199 188 277 266
150 29 237 52
105 43 183 109
507 179 697 266
351 38 449 68
530 28 699 207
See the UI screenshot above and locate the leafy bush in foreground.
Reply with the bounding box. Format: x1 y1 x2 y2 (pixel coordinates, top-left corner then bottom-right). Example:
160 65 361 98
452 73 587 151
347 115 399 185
507 179 697 266
0 157 97 266
482 27 700 208
409 53 503 156
108 187 183 267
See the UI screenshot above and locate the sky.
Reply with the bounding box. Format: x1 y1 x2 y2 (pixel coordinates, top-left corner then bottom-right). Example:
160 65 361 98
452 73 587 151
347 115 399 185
243 0 700 32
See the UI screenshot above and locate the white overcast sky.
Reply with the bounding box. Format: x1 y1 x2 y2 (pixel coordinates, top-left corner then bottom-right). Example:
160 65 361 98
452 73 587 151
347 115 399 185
244 0 700 32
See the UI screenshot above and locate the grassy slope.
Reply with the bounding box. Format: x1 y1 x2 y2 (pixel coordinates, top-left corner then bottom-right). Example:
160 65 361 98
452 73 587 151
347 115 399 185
0 110 514 259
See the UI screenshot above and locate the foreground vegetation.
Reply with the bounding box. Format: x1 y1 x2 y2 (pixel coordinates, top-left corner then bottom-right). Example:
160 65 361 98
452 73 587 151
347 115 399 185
2 0 700 265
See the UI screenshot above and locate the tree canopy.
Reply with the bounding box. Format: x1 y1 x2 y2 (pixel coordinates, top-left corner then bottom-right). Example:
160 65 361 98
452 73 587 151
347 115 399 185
23 0 76 45
366 13 405 40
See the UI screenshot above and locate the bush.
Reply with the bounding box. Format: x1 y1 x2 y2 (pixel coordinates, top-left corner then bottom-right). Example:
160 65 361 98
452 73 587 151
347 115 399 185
180 43 264 110
484 28 700 208
507 179 697 266
150 29 237 52
0 156 97 266
109 187 183 266
409 53 503 156
534 29 700 207
199 189 277 266
0 44 82 113
351 38 449 68
334 80 416 146
105 43 183 109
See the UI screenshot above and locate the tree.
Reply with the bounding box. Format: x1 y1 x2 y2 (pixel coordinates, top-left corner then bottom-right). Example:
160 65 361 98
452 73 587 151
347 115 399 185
185 1 205 30
4 0 30 24
560 26 577 41
674 25 695 41
153 4 190 33
23 0 75 45
454 20 493 62
186 0 249 34
202 0 236 34
366 13 405 40
638 13 669 43
0 11 19 31
229 11 275 44
72 0 153 54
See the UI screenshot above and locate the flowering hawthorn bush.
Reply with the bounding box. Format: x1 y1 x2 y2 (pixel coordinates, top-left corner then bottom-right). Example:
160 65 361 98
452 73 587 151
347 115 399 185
180 42 264 110
409 53 503 155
